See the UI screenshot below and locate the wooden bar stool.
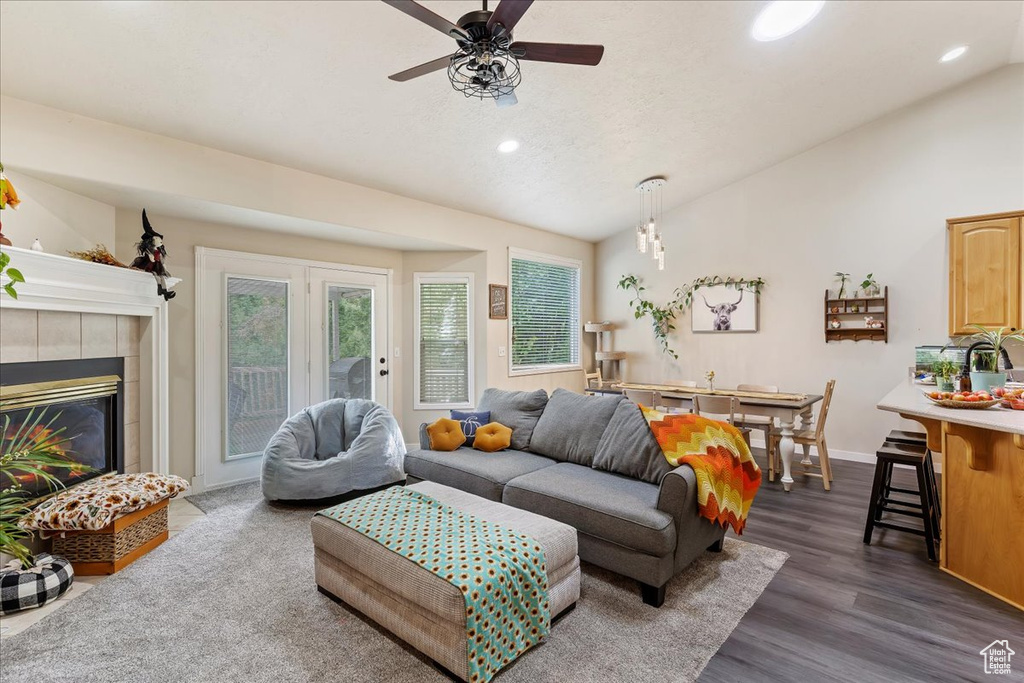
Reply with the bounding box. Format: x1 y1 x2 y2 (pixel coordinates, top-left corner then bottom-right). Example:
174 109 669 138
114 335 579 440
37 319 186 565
863 440 940 561
884 429 940 518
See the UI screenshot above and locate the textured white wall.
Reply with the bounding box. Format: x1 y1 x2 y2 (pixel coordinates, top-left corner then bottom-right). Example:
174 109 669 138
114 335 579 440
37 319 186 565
595 65 1024 459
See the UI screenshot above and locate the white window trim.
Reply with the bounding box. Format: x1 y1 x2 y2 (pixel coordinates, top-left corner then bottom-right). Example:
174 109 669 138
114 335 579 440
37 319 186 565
507 247 583 378
413 272 475 410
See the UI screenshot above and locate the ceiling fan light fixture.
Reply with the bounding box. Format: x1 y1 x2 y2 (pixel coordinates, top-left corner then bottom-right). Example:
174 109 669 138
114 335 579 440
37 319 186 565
752 1 825 42
448 47 522 101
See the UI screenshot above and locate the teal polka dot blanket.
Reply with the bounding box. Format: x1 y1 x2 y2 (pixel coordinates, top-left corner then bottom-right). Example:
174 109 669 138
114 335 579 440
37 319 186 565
317 487 551 682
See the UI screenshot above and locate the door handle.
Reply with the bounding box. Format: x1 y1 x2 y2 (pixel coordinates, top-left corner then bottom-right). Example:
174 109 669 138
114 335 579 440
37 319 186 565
379 369 389 377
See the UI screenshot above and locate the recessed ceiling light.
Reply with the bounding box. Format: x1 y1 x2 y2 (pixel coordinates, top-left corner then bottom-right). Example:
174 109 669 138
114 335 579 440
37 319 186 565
497 140 520 153
752 1 825 42
940 46 968 63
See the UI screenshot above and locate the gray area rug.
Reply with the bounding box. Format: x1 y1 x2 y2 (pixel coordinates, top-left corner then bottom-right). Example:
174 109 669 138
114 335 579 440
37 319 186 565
1 483 787 683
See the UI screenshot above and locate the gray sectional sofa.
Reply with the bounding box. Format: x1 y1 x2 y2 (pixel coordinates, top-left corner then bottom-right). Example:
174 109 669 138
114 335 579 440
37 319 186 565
405 387 727 607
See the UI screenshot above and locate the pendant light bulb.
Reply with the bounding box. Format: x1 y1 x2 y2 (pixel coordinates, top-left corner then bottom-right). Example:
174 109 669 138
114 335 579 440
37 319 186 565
636 224 648 254
657 249 665 271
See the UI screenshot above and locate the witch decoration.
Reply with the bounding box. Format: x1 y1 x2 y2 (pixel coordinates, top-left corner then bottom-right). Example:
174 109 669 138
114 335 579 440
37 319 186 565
130 209 175 300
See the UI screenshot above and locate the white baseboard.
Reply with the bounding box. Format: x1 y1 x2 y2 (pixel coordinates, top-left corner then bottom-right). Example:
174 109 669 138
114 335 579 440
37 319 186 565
747 436 942 474
189 474 260 495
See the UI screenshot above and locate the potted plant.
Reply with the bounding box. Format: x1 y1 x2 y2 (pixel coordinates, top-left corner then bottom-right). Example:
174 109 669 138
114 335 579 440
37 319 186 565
965 325 1024 394
932 357 959 393
860 273 880 297
0 409 84 614
834 272 850 299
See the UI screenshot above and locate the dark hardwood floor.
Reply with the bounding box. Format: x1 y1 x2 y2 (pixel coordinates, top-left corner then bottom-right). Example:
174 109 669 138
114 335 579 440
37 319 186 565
698 454 1023 683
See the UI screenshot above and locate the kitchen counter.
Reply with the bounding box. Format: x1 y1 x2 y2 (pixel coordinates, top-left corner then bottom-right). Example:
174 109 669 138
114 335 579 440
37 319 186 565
877 380 1024 435
876 380 1024 611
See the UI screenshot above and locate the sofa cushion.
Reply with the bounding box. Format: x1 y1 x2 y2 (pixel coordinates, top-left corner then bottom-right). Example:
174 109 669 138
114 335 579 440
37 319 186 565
528 389 625 465
592 400 674 485
472 422 512 453
503 463 676 556
425 418 466 451
403 447 557 501
450 410 490 446
478 388 549 451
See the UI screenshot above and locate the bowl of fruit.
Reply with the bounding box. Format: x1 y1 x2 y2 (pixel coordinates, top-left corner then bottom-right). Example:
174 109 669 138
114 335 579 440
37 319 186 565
992 387 1024 410
923 389 1000 409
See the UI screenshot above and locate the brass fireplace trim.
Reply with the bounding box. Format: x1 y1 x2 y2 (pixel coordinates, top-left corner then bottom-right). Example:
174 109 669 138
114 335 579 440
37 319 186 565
0 375 122 411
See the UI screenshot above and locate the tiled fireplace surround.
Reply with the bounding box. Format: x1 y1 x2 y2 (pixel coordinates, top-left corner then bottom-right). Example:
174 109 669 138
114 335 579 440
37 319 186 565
1 310 144 473
0 246 172 477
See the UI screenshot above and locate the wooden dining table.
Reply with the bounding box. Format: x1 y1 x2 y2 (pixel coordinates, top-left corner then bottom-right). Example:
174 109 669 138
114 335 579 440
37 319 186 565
587 382 824 492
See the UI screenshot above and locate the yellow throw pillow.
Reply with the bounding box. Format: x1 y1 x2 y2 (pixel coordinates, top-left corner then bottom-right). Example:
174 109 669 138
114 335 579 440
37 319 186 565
473 422 512 453
427 417 467 451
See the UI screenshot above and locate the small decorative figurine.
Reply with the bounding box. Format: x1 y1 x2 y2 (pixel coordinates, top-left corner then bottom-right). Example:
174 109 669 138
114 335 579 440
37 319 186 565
864 316 884 329
30 239 43 252
130 209 175 300
829 317 842 329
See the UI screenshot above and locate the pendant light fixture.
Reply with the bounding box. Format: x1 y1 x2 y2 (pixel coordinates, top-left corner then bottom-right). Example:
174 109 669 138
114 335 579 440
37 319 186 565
635 176 666 270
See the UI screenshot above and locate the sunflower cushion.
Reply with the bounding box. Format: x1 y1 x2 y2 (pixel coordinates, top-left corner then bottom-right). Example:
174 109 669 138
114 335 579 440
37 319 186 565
19 472 189 533
426 418 466 451
472 422 513 453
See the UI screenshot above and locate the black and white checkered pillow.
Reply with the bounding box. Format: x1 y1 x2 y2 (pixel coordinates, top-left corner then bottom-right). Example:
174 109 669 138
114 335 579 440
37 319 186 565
0 553 75 616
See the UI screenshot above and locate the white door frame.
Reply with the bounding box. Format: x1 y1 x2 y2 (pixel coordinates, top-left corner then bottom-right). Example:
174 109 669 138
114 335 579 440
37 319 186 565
193 246 394 493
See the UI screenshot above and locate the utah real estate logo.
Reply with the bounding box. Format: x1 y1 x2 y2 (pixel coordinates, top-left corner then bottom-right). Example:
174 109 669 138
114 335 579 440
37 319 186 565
980 640 1014 675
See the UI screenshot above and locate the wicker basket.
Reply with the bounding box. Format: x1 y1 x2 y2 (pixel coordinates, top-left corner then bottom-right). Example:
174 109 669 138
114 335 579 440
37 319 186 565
52 499 169 575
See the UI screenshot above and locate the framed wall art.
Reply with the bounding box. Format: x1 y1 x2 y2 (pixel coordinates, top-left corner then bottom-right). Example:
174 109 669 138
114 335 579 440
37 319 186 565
489 284 508 319
691 285 759 333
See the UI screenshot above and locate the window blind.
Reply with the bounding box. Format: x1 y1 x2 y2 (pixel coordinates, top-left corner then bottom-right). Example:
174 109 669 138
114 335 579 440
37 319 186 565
417 279 470 406
511 256 580 371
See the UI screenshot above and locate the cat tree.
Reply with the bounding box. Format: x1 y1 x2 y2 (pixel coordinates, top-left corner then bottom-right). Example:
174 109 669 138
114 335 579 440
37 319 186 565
584 321 626 386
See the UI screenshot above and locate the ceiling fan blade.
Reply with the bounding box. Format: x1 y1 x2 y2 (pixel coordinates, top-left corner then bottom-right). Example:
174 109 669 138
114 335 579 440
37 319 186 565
381 0 468 41
388 54 455 82
510 42 604 66
487 0 534 34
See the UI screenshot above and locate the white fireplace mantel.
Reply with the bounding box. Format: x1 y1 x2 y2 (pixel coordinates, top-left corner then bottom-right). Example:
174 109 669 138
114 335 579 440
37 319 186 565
1 245 175 474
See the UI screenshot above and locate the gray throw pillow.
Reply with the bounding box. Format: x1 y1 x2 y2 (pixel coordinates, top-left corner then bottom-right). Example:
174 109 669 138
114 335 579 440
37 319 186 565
529 389 624 465
592 400 674 485
478 388 549 451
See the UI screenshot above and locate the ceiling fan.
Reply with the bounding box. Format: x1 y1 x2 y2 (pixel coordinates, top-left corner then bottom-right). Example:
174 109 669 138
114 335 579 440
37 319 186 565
382 0 604 107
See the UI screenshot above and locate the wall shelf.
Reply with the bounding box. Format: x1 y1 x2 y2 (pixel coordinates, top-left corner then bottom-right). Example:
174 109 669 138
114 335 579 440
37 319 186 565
825 286 888 343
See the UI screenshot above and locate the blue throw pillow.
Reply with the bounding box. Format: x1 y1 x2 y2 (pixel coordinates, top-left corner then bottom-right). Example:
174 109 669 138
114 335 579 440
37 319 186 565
451 410 490 446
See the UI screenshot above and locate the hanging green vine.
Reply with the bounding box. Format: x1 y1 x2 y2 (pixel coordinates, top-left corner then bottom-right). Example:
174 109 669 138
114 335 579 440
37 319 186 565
617 274 766 359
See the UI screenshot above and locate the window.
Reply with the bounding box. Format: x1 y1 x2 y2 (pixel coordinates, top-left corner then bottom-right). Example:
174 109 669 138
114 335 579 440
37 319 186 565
414 273 473 409
509 249 581 375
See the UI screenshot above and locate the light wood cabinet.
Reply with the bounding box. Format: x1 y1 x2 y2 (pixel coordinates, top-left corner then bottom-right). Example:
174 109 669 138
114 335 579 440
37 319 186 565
948 211 1023 336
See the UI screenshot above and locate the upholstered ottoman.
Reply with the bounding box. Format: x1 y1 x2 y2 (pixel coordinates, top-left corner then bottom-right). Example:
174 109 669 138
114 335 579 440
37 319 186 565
311 481 580 681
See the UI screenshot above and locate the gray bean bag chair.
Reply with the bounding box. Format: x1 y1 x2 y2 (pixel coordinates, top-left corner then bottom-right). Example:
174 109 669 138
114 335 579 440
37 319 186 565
261 399 406 502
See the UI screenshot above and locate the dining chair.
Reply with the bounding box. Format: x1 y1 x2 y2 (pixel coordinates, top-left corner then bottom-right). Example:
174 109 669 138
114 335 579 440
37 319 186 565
768 379 836 491
623 388 661 409
735 383 779 476
692 395 751 445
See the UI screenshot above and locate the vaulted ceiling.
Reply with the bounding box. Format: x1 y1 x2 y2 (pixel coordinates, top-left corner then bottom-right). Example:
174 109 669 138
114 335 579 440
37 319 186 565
1 1 1022 241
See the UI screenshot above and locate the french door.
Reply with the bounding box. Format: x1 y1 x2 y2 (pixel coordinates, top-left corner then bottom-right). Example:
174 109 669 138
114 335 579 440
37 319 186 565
308 267 390 405
196 249 390 490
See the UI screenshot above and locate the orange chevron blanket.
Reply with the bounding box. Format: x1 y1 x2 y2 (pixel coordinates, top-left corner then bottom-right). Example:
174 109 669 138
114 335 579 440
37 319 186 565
641 407 761 534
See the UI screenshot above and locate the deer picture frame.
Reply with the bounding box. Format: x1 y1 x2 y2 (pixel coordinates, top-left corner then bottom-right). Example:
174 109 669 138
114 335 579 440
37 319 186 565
691 284 759 333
